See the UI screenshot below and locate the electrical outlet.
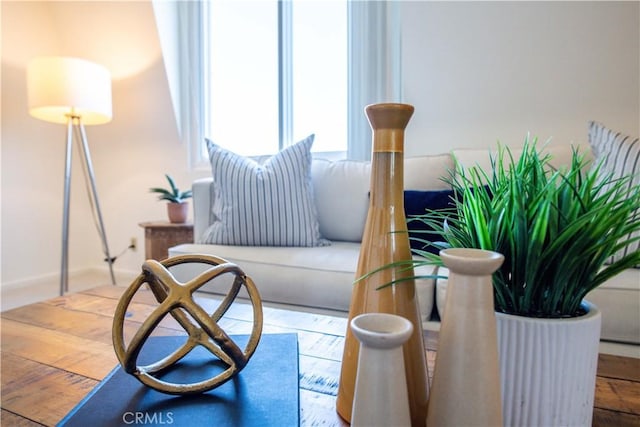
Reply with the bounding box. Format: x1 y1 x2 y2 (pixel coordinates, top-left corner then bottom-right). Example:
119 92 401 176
130 237 137 251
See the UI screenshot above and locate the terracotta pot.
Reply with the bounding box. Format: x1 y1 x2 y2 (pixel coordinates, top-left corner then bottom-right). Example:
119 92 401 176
496 301 601 426
167 202 189 223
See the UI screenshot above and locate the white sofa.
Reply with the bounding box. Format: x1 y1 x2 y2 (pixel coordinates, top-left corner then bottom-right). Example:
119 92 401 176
169 144 639 344
169 153 452 319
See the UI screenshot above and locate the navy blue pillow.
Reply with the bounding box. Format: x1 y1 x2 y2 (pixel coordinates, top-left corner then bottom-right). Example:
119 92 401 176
404 189 458 254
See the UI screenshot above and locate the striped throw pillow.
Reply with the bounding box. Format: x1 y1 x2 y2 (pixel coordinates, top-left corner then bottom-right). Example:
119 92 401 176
201 135 329 247
588 121 640 266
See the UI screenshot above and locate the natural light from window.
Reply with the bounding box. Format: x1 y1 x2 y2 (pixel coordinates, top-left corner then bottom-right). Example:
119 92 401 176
205 0 347 157
292 1 347 155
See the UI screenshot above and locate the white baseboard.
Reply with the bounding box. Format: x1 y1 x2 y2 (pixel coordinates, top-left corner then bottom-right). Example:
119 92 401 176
599 341 640 359
1 266 139 312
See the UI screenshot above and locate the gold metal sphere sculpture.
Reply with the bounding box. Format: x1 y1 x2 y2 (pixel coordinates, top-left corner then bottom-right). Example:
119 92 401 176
112 254 263 395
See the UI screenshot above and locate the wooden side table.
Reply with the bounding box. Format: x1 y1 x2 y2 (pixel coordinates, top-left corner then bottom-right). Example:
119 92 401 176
138 221 194 261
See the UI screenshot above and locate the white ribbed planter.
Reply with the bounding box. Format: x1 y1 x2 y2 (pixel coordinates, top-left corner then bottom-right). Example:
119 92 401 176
496 301 602 427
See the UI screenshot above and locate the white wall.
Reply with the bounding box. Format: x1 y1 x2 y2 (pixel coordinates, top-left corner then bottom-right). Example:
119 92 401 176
1 1 209 299
401 1 639 156
1 1 639 299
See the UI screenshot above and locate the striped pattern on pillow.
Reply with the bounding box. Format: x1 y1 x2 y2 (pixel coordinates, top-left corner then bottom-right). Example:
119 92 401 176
588 121 640 266
201 135 329 247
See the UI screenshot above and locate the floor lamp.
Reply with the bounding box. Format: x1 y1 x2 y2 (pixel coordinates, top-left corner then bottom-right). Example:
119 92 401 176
27 56 116 295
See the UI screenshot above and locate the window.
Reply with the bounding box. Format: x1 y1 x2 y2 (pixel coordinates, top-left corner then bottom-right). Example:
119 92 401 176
152 0 401 167
203 0 347 157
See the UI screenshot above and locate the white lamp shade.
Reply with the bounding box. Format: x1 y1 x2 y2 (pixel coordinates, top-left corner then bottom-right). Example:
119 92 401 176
27 56 112 125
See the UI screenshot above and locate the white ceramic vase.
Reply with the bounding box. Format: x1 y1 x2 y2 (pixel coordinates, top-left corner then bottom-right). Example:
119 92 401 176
426 248 504 427
350 312 413 427
496 301 602 427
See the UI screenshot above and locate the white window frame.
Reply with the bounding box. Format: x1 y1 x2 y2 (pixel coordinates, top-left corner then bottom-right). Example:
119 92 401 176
153 0 402 169
347 1 402 161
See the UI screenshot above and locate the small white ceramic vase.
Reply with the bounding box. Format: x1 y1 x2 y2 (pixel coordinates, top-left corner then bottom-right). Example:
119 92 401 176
350 312 413 427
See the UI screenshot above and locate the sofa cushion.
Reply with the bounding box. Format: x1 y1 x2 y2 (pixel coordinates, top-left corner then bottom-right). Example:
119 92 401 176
169 242 359 312
311 154 455 243
404 154 454 191
311 159 371 242
168 242 437 319
585 268 640 344
588 121 640 267
201 135 328 247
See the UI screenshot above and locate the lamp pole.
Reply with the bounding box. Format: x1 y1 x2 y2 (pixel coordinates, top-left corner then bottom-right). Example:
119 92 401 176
61 118 73 294
60 115 116 295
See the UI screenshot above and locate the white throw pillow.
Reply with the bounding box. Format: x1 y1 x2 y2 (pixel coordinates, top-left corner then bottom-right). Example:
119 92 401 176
311 159 371 242
588 121 640 267
201 135 329 247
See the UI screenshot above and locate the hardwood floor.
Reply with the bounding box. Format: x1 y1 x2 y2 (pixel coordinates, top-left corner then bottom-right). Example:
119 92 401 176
1 285 639 426
3 274 638 359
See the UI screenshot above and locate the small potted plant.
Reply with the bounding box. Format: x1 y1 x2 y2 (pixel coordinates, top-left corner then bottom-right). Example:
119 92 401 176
150 174 192 224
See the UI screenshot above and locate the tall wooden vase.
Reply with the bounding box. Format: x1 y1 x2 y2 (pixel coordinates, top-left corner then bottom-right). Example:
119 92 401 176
336 103 429 426
426 248 504 427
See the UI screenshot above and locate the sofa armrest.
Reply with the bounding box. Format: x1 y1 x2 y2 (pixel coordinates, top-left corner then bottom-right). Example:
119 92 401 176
193 177 214 242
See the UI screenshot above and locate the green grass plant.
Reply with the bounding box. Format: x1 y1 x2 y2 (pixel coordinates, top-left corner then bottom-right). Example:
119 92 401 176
380 137 640 318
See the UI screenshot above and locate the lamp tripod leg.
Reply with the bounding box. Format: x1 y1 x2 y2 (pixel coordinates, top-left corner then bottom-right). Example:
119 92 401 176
60 120 73 295
76 120 116 286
